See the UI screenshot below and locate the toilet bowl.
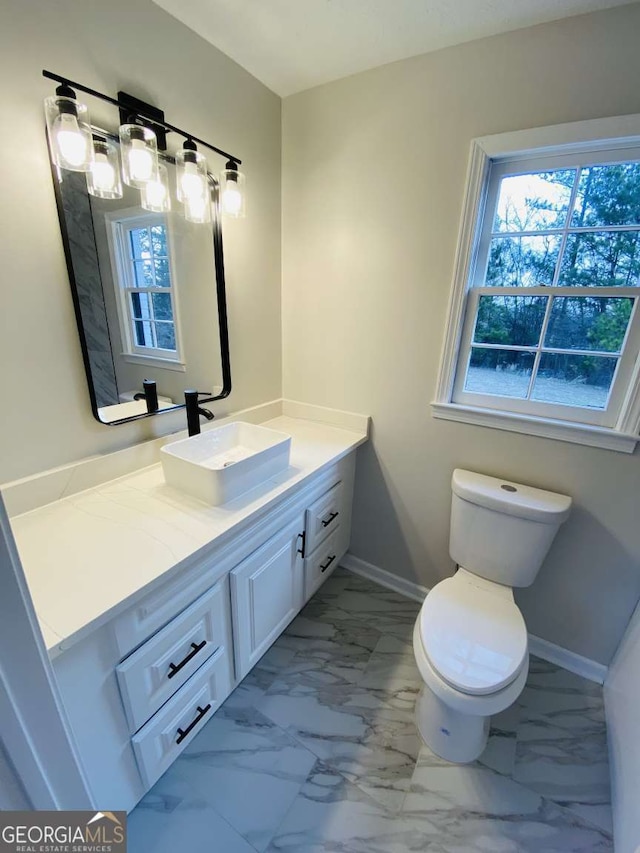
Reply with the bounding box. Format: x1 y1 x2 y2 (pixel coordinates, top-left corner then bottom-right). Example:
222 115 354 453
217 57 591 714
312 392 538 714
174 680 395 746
413 469 571 763
412 569 529 762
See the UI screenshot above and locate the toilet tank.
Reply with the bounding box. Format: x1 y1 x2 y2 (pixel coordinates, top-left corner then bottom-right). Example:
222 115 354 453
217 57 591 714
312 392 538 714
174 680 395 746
449 469 572 588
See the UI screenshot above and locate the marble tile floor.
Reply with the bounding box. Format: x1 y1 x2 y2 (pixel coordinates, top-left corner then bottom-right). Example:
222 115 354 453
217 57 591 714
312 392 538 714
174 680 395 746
128 568 613 853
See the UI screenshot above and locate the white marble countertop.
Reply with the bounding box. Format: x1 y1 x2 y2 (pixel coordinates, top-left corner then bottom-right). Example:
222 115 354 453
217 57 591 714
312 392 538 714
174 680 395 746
8 413 367 656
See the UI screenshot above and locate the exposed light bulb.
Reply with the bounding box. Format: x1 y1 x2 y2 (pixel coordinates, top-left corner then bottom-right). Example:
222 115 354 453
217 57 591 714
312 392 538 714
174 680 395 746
220 161 245 218
53 113 89 168
45 88 92 171
146 179 166 206
119 124 158 188
176 140 209 210
90 152 116 191
87 136 122 199
180 162 206 201
184 192 210 224
141 163 171 213
128 138 154 182
222 184 242 217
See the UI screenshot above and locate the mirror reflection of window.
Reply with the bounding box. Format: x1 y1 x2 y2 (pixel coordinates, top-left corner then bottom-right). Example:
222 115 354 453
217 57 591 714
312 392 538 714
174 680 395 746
106 211 184 367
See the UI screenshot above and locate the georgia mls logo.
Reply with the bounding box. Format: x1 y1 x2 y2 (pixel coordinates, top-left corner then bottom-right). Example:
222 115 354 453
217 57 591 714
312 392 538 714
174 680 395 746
0 810 127 852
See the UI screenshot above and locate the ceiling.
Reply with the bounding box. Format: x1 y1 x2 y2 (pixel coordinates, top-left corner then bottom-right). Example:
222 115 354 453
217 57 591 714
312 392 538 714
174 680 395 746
152 0 635 96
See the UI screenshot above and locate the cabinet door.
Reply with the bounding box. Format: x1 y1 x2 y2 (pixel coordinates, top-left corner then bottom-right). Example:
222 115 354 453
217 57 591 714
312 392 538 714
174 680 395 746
230 513 305 680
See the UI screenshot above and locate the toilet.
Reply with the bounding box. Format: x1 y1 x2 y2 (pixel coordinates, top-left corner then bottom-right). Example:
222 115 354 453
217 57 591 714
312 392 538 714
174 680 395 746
413 468 571 764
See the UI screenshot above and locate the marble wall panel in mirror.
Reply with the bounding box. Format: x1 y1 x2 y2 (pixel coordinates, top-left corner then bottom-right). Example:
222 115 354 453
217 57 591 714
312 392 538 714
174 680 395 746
54 148 223 424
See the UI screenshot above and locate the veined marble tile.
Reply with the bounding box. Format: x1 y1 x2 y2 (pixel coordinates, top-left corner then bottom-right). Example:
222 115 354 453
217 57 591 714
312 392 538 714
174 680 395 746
513 657 611 832
513 724 611 833
266 760 441 853
479 703 521 778
225 640 300 711
359 634 422 696
404 746 613 852
127 800 256 853
142 705 316 853
519 657 605 727
257 682 421 811
323 582 421 643
307 567 351 604
272 606 381 689
406 744 543 815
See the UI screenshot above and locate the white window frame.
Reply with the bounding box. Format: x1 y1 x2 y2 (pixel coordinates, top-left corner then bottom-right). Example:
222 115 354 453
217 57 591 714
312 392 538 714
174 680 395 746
105 209 186 372
432 114 640 453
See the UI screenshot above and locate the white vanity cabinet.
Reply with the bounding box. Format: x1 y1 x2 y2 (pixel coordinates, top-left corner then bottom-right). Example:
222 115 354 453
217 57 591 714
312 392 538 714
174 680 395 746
50 450 357 813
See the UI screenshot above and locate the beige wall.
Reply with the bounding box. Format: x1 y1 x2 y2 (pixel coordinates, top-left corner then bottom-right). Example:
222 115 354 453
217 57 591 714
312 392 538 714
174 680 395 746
282 3 640 664
0 0 282 483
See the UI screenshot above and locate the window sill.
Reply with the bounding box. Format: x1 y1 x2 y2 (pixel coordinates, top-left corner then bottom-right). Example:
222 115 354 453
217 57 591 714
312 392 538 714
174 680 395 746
431 401 638 453
121 353 186 372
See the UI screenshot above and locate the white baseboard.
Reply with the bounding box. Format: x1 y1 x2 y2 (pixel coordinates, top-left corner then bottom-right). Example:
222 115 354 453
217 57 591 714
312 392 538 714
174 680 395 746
341 552 607 685
340 553 429 602
527 634 607 685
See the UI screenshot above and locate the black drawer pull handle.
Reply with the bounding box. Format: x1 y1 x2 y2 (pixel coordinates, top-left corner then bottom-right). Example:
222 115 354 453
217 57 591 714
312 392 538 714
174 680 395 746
320 554 336 573
297 531 306 558
321 511 339 528
168 640 207 680
175 703 211 745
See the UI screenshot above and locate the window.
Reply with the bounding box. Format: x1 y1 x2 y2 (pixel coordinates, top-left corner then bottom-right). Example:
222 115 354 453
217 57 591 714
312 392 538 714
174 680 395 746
106 211 184 367
433 117 640 452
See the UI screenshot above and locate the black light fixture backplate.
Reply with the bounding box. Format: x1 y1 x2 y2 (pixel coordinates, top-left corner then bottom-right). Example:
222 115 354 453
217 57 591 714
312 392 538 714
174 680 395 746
118 91 168 150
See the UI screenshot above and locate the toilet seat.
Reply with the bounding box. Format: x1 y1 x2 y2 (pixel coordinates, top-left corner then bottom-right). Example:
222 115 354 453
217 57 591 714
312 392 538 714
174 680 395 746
419 570 528 696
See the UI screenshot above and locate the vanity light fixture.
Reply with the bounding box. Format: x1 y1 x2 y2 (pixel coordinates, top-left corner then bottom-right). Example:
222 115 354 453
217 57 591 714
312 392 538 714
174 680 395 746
43 70 245 224
220 160 246 218
119 123 159 188
44 83 92 172
86 135 122 199
141 162 171 212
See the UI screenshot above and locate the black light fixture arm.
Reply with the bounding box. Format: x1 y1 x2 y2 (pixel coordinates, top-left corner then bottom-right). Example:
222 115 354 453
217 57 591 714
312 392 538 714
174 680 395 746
42 69 242 165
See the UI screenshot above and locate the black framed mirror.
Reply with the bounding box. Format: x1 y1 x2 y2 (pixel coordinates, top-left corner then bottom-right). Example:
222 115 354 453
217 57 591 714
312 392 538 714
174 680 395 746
48 127 231 426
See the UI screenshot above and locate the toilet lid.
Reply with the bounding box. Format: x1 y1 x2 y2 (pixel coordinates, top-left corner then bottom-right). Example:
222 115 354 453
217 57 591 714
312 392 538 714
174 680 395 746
419 575 528 696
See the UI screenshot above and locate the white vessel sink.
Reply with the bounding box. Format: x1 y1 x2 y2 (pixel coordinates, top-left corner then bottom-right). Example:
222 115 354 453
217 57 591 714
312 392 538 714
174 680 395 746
160 421 292 505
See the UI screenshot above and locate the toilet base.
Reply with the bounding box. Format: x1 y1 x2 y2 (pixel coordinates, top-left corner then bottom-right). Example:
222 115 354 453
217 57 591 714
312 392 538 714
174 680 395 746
415 684 490 764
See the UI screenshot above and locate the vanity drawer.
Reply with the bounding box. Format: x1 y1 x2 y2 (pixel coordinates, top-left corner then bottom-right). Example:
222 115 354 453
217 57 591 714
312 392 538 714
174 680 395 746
116 580 229 733
304 526 342 601
131 647 231 789
305 481 343 556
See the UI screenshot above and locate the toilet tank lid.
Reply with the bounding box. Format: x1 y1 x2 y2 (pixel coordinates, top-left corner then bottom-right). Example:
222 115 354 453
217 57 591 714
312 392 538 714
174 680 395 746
452 469 572 524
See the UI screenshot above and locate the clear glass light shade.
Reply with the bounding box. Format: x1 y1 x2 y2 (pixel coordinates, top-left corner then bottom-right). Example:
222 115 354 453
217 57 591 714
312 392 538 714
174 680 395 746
86 138 122 199
183 188 211 224
119 124 158 188
175 147 208 204
220 168 246 218
44 95 92 172
141 163 171 212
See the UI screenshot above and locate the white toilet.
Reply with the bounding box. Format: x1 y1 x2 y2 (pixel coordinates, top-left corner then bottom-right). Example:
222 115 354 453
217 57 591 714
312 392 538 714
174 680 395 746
413 468 571 764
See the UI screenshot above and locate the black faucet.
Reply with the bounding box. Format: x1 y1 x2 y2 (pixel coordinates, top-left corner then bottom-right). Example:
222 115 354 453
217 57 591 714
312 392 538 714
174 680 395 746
133 379 159 414
184 390 214 436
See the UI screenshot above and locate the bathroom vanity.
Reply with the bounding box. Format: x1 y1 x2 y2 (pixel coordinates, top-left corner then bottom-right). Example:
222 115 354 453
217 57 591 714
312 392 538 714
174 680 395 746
3 402 368 812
